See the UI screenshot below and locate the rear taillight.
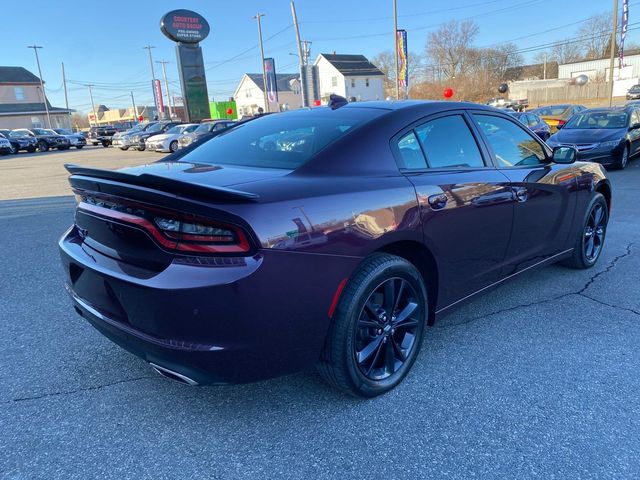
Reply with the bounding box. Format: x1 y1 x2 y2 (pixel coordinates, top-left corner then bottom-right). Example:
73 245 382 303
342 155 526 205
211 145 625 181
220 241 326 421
75 192 251 254
557 119 567 126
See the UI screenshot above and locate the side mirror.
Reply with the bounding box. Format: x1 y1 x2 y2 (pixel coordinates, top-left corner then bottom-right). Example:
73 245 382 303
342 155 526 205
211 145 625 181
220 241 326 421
552 146 577 164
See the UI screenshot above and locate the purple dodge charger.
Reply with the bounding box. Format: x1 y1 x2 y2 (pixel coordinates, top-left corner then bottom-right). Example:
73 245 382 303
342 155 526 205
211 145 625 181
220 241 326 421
59 101 611 397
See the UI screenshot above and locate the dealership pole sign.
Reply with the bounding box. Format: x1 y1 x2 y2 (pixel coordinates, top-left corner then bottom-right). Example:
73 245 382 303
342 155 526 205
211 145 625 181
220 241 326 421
160 9 211 122
153 79 164 114
396 29 408 93
620 0 629 67
264 58 278 104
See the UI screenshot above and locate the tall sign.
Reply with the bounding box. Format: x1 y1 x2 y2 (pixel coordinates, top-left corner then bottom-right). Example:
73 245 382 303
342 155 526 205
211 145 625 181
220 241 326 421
160 10 210 122
264 58 278 107
620 0 629 67
396 30 408 92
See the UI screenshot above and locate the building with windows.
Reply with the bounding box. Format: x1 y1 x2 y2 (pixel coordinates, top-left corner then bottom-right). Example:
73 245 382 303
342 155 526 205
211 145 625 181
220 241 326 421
313 53 384 103
233 73 302 117
0 66 73 129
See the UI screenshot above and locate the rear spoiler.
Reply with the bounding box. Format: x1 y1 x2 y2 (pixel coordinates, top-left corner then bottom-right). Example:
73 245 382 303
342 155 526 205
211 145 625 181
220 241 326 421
64 164 259 202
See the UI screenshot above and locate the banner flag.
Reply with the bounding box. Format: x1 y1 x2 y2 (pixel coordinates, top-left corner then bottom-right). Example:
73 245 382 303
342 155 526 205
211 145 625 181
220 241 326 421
264 58 278 103
396 30 408 88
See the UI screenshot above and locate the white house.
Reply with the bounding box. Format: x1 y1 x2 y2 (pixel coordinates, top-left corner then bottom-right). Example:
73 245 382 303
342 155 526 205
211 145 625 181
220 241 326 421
313 53 385 103
233 73 302 116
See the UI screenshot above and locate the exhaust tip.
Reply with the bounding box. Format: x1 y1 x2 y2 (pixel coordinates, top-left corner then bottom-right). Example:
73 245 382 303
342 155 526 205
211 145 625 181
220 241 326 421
149 362 199 386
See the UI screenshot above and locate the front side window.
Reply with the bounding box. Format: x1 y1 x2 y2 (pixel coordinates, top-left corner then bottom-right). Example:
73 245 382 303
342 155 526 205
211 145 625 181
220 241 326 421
474 114 546 168
415 115 484 169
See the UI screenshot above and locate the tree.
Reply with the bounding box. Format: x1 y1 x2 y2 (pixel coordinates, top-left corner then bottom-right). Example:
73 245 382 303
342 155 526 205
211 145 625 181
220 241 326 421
578 13 612 60
71 112 89 130
550 39 584 64
371 50 425 96
426 20 479 79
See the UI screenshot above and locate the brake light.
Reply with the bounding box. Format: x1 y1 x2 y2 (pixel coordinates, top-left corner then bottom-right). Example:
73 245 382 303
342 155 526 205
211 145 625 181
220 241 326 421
557 119 567 126
75 192 251 254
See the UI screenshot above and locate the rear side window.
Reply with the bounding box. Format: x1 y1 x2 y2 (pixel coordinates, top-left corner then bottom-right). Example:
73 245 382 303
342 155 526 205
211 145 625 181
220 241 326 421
397 131 427 169
474 114 546 168
415 115 484 169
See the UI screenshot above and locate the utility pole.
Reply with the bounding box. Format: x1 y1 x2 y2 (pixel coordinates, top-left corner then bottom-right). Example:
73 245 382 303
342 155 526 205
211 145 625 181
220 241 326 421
61 62 69 109
27 45 51 128
608 0 619 106
130 91 138 122
143 45 159 115
156 60 173 119
86 84 98 127
543 52 547 80
253 13 269 113
290 1 307 108
393 0 399 100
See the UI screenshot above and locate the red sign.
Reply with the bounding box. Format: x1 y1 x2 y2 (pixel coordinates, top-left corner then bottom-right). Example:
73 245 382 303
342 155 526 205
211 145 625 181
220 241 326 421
153 79 164 113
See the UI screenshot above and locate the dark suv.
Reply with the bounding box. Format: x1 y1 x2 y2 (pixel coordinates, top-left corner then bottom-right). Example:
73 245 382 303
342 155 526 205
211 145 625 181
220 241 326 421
0 129 37 153
12 128 70 152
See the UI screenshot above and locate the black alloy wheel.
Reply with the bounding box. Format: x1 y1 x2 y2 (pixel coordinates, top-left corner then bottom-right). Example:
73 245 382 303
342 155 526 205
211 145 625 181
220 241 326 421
318 253 428 397
561 192 608 269
583 201 606 263
354 277 421 381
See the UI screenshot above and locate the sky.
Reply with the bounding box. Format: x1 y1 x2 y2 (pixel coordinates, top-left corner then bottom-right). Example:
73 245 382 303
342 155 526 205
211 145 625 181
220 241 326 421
2 0 630 113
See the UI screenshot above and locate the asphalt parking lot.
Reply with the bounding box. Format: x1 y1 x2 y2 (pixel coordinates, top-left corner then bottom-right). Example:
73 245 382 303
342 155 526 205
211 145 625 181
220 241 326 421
1 148 639 479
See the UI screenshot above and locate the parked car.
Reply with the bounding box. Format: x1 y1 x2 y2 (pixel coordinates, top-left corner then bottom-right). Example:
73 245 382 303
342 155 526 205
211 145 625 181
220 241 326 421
0 135 12 155
0 129 37 153
131 121 180 151
59 100 612 397
486 98 528 111
144 124 199 152
53 128 87 149
178 120 235 149
626 84 640 100
113 123 146 150
506 111 552 141
530 104 586 132
546 105 640 169
88 125 118 147
12 128 70 152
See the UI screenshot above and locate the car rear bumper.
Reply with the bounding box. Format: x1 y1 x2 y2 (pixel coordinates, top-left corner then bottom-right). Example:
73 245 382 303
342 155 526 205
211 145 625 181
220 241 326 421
59 226 361 384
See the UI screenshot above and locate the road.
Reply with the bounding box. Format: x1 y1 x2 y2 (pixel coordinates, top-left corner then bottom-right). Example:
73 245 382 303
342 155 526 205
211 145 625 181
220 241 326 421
1 152 639 479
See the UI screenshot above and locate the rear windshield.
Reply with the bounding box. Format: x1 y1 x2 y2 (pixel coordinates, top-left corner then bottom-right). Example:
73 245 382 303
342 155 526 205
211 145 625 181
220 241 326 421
532 105 570 116
179 108 383 169
564 111 628 129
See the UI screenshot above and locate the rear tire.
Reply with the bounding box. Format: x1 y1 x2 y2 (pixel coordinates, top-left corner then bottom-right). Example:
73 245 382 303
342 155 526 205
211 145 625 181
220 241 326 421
26 147 36 153
120 146 129 151
561 193 608 269
317 253 428 397
38 141 49 152
76 145 84 149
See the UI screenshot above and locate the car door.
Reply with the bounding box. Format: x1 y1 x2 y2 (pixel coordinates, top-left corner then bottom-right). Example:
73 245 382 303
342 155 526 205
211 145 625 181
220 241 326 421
471 112 577 274
627 108 640 155
392 111 514 309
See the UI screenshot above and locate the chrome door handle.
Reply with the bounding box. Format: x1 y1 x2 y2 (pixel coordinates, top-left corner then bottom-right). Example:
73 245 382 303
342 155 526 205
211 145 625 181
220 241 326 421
513 187 528 202
428 193 448 210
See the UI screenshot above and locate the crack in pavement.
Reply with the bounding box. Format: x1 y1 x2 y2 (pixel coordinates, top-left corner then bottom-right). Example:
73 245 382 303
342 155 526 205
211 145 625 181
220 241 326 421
435 243 635 328
0 375 158 405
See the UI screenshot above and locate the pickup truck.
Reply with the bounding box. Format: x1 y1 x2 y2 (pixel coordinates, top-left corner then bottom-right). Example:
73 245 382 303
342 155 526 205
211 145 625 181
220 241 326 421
88 125 117 147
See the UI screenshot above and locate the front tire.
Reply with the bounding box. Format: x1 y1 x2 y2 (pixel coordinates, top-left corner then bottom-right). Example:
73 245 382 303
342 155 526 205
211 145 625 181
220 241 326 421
75 145 84 149
318 253 428 397
38 141 49 152
615 144 629 170
169 140 178 153
561 193 608 269
119 146 129 151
